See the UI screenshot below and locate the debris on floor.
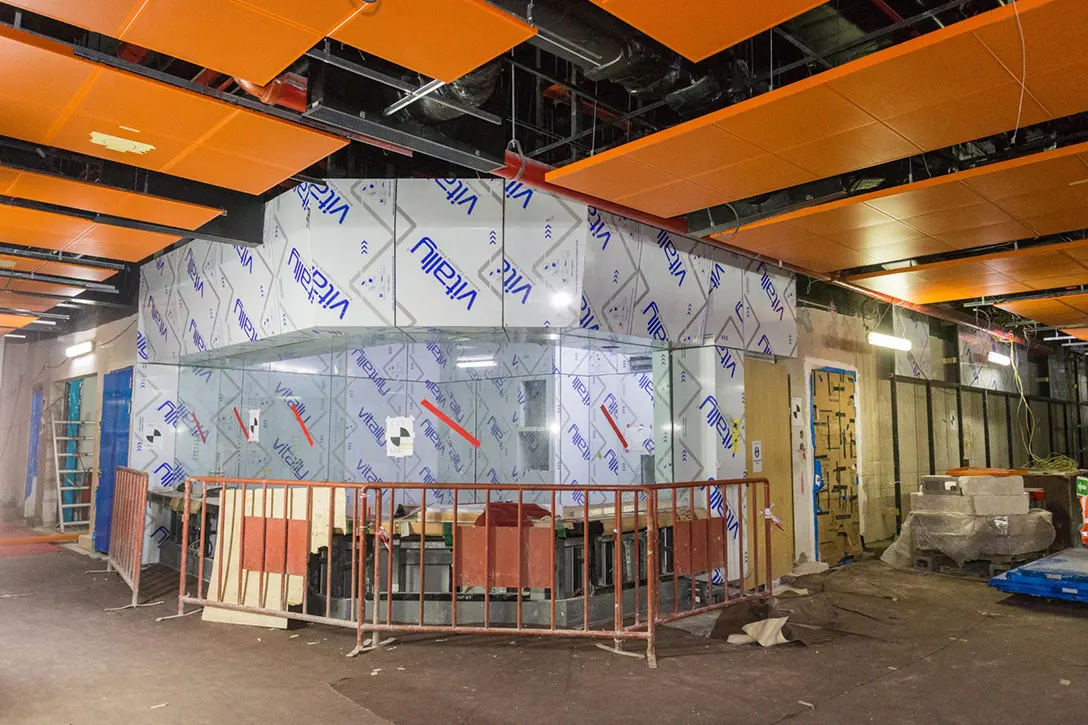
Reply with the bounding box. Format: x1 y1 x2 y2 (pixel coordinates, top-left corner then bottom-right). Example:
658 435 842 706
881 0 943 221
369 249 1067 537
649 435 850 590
712 565 915 647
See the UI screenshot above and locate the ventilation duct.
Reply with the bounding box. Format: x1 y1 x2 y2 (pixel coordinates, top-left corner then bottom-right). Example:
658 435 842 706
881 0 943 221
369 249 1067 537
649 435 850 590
403 61 504 124
490 0 754 115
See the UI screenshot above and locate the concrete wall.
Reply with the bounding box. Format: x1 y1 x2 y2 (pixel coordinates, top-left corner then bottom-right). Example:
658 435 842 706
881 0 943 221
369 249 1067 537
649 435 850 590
0 315 137 526
786 307 898 562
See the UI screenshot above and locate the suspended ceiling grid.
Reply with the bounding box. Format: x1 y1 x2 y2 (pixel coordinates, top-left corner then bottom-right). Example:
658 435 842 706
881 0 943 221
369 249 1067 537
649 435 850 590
0 25 346 195
710 139 1088 275
4 0 536 85
546 0 1085 219
589 0 826 62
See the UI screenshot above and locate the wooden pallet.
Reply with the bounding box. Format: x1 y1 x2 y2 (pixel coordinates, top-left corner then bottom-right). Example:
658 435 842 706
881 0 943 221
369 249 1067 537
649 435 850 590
913 550 1047 580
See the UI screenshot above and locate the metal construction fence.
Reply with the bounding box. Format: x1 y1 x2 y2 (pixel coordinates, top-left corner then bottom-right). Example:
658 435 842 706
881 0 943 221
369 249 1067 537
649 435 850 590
107 467 150 609
175 476 774 667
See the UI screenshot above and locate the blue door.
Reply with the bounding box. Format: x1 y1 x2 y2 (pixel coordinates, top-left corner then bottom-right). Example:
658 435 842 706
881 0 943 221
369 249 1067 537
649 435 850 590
93 367 134 553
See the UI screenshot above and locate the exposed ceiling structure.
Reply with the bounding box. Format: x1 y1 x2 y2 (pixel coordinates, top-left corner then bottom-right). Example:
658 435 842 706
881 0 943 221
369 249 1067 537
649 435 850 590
0 0 1082 349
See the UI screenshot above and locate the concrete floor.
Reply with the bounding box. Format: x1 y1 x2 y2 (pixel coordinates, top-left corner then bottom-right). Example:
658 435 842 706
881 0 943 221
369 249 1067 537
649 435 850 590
2 548 1086 725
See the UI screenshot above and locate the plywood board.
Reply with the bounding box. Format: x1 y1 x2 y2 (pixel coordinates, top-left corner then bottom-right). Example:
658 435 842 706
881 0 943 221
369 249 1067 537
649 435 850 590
744 359 794 581
202 486 346 628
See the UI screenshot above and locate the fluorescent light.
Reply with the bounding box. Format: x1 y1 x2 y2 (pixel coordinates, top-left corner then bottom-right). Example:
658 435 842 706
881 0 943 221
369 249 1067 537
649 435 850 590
988 350 1011 366
65 341 94 358
69 298 96 305
55 302 79 309
27 319 55 326
1044 334 1076 341
545 333 560 341
4 333 25 339
551 291 573 308
867 331 911 352
456 359 496 369
457 354 493 363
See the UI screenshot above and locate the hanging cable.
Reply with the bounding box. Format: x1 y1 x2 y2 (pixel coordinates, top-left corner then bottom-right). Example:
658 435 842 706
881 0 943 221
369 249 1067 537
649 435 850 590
1010 0 1027 144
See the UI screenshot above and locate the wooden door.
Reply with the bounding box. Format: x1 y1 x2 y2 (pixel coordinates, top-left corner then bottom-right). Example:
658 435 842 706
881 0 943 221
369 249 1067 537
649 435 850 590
744 359 794 580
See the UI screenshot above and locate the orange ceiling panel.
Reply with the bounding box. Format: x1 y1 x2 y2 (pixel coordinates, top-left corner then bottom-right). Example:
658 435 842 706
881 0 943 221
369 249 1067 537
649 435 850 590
998 294 1088 328
546 0 1087 219
0 26 345 195
0 254 116 283
0 165 221 230
0 199 182 263
590 0 825 62
714 141 1088 282
6 279 84 297
331 0 536 83
8 0 535 85
0 291 62 313
0 313 36 328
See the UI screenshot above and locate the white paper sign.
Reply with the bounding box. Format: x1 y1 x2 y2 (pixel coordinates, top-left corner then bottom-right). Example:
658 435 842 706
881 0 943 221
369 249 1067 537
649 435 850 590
752 439 763 473
386 416 415 458
248 409 261 444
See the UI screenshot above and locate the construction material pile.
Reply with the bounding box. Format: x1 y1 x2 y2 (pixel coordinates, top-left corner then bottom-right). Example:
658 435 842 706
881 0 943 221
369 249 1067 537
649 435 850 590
883 475 1055 568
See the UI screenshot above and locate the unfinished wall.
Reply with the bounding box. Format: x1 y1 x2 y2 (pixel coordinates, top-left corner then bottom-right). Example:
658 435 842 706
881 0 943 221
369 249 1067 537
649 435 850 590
0 315 137 525
787 307 897 562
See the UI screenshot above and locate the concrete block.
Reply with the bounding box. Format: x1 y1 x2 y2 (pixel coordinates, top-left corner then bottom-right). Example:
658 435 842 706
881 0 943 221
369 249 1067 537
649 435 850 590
971 493 1029 516
920 476 962 496
910 492 973 514
958 476 1024 496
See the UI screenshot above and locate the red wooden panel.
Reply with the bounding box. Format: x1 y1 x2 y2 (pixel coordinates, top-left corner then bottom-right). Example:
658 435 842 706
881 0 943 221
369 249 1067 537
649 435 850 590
242 516 307 576
455 525 553 589
673 518 729 576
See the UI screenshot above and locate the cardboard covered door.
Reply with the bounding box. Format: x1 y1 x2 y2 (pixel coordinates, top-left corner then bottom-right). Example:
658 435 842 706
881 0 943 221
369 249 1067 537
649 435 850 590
812 369 859 563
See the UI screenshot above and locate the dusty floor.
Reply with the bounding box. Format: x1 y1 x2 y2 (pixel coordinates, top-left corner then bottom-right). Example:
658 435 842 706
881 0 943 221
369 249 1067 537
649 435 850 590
2 548 1087 725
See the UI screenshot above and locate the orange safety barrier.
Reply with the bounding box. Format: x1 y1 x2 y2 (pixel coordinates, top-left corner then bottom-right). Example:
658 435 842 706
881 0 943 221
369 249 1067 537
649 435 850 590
106 467 150 609
174 476 775 667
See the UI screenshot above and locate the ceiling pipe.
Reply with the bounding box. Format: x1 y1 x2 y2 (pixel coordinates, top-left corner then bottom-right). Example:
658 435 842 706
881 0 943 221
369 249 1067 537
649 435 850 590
234 72 308 113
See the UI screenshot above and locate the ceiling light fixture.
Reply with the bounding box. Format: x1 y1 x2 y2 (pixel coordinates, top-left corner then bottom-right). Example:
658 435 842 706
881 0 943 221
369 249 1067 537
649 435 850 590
27 319 56 326
1044 334 1077 341
4 333 25 339
456 359 496 369
65 341 94 358
988 350 1011 366
867 331 911 351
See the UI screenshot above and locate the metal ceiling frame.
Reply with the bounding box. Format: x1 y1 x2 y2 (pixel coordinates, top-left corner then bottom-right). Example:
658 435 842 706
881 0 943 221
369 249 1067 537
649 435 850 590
0 306 65 319
0 194 258 247
0 268 116 292
0 244 124 271
964 285 1088 308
